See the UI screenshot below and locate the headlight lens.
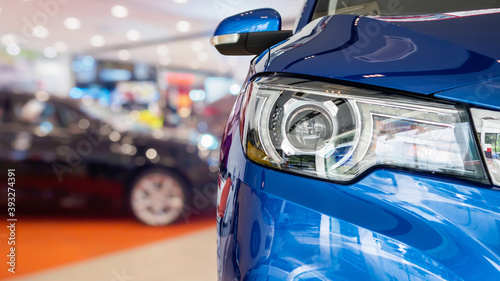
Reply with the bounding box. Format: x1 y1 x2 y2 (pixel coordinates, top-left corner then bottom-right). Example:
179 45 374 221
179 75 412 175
242 77 487 183
471 108 500 186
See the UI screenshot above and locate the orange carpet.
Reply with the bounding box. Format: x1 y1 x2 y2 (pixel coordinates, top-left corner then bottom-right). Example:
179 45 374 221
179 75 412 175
0 216 215 279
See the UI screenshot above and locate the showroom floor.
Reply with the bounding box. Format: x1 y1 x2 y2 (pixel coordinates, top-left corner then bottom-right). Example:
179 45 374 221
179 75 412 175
1 215 216 281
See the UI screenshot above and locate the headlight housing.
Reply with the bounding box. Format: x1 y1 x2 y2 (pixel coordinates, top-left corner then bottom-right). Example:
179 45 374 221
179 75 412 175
241 77 488 184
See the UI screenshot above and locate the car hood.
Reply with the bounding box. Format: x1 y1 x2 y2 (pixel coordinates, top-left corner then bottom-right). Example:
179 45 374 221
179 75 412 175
266 11 500 109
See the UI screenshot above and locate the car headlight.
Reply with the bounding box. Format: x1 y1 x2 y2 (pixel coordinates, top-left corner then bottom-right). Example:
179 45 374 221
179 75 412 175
471 108 500 186
241 77 488 183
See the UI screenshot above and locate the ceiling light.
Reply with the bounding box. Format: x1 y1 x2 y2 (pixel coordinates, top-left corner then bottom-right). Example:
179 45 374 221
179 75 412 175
6 44 21 56
176 21 191 33
32 26 49 38
0 7 3 15
173 0 189 3
1 34 17 46
159 56 171 66
44 47 57 58
126 29 141 41
64 17 81 30
156 45 169 56
90 35 105 47
197 51 209 62
117 49 130 61
111 5 129 18
191 41 203 52
53 41 68 52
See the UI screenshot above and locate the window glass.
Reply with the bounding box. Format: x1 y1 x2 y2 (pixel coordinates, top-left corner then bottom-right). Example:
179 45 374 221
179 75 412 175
0 99 5 124
12 98 61 127
58 105 81 128
312 0 500 21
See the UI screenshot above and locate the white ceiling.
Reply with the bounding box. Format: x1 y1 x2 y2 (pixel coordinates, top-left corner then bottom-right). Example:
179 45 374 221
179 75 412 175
0 0 304 80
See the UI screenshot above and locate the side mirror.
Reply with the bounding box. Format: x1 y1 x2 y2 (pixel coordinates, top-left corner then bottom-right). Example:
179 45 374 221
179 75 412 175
211 8 293 56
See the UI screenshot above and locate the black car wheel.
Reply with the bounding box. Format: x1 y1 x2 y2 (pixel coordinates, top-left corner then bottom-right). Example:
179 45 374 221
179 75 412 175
129 169 186 226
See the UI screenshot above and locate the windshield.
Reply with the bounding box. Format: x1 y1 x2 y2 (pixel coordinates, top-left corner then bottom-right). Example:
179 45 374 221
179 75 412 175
312 0 500 20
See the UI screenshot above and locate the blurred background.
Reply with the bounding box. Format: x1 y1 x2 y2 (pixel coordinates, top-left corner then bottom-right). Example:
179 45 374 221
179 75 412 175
0 0 302 280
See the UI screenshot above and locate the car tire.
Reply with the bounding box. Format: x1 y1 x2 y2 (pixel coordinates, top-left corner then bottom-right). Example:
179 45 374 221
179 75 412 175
128 169 187 226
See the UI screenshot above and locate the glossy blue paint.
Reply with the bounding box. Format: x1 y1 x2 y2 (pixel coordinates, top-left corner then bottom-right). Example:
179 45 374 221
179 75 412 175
216 4 500 281
218 122 500 281
435 77 500 111
213 8 282 37
266 14 500 97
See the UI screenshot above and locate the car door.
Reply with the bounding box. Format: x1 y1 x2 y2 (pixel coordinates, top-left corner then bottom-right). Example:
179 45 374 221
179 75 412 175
0 95 74 199
53 101 124 205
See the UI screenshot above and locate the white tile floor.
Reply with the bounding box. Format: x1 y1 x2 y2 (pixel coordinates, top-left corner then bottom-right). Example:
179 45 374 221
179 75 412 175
13 228 217 281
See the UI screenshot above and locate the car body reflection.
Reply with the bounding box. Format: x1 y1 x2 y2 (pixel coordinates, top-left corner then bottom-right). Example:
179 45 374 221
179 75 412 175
220 166 500 280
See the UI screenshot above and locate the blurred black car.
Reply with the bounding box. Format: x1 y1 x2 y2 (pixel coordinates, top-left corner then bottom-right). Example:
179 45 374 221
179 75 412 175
0 91 218 226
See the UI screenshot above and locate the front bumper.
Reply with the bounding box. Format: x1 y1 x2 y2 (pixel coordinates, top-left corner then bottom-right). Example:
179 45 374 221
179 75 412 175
218 126 500 281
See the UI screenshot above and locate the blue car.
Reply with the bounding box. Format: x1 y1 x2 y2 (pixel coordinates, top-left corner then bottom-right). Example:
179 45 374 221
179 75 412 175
212 1 500 280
